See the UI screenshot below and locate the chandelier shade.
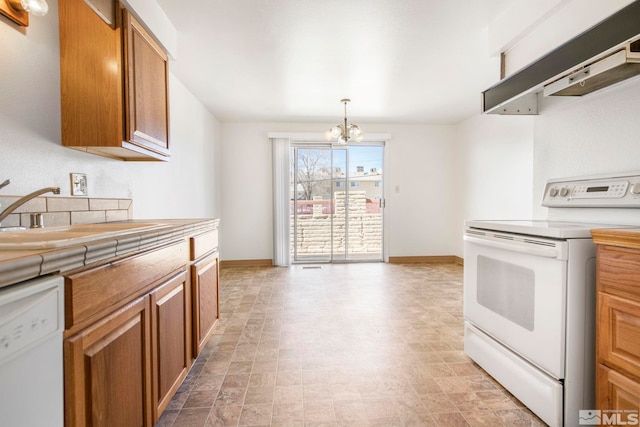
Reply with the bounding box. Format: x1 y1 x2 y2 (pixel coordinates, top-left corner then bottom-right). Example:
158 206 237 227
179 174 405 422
325 99 364 143
9 0 48 16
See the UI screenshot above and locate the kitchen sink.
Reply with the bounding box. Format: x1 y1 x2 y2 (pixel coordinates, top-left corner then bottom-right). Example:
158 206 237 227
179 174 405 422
0 223 169 250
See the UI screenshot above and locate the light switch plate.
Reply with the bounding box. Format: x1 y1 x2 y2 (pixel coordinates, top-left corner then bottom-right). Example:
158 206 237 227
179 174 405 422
70 173 88 196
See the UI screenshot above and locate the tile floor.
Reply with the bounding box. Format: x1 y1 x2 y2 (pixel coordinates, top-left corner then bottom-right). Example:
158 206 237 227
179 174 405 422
156 263 546 426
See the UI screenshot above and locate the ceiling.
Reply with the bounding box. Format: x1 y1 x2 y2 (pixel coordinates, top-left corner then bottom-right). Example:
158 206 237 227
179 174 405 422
155 0 511 125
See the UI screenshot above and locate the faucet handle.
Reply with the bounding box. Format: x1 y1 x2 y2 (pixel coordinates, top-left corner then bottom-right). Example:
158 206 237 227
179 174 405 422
0 179 10 191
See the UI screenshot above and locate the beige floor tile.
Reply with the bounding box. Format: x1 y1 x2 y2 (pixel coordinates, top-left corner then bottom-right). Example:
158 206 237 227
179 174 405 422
238 403 272 426
303 400 336 423
494 408 548 426
431 411 472 427
183 390 218 409
333 399 367 420
243 386 274 405
172 408 212 426
461 410 506 427
361 397 398 419
161 263 547 427
207 405 242 427
271 402 303 422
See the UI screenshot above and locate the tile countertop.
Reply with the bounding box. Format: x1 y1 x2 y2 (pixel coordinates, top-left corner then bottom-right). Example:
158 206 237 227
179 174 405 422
0 218 219 289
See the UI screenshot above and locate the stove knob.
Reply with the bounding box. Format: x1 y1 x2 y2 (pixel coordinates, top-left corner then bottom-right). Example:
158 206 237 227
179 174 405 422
631 183 640 195
550 188 558 197
560 187 570 197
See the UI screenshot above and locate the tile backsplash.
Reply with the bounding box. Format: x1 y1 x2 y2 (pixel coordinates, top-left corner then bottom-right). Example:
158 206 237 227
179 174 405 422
0 196 132 228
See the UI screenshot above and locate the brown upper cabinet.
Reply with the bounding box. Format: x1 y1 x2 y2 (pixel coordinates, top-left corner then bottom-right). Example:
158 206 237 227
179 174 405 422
59 0 170 161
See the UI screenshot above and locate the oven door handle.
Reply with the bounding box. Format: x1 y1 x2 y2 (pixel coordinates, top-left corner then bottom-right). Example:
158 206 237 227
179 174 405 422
463 234 565 259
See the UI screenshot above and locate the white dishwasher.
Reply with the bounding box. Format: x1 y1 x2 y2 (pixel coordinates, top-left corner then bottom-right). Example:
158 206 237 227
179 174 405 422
0 274 64 427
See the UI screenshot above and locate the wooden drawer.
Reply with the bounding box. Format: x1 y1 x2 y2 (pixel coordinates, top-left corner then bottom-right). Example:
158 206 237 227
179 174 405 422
599 292 640 378
190 229 218 261
65 241 187 332
597 363 640 416
598 245 640 302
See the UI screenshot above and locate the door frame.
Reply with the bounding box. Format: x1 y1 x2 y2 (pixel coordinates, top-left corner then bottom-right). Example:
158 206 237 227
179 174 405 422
270 132 391 266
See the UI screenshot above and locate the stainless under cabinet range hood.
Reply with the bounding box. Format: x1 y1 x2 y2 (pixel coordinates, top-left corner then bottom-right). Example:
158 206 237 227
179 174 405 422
482 0 640 115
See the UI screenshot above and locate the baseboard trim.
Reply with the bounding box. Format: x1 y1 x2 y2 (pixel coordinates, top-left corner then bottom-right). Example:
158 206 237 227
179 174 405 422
221 257 464 267
389 255 463 265
220 259 273 268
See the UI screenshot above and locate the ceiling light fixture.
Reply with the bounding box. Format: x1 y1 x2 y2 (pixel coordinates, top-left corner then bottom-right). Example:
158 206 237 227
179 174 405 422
325 98 364 144
1 0 48 27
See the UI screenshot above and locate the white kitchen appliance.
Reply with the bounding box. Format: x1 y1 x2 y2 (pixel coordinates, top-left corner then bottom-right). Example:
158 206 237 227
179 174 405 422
0 274 64 427
463 171 640 427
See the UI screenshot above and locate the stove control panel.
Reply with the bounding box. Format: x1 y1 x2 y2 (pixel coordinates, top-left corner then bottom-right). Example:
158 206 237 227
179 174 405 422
543 172 640 207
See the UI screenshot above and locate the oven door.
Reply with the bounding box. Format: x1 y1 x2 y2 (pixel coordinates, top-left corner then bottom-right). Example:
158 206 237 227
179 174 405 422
463 228 568 379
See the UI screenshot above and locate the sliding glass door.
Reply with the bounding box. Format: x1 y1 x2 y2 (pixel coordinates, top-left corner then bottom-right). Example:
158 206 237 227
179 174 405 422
291 143 384 263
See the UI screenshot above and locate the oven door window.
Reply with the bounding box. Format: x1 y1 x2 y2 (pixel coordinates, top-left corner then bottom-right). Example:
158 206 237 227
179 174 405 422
464 236 568 379
477 255 535 331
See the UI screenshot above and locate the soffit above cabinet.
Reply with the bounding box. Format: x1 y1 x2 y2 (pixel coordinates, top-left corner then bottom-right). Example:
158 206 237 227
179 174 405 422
83 0 177 58
482 0 640 115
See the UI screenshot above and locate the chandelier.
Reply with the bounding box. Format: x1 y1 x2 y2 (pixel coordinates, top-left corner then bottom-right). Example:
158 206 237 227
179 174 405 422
325 98 364 143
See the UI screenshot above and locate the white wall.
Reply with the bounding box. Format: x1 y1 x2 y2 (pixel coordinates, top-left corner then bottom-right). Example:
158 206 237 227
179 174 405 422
460 0 640 240
492 0 634 75
383 124 457 257
532 76 640 219
452 114 534 256
219 123 274 261
457 77 640 233
0 1 220 221
489 0 640 219
219 122 459 261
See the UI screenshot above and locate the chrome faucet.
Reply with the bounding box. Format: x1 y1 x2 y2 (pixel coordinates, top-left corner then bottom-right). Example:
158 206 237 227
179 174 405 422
0 179 10 191
0 186 61 226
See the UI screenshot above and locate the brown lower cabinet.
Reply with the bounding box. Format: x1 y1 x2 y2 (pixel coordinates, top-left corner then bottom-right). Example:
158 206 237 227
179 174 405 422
62 235 217 427
192 252 219 357
598 364 640 412
150 272 191 420
593 229 640 420
64 296 153 427
190 230 220 358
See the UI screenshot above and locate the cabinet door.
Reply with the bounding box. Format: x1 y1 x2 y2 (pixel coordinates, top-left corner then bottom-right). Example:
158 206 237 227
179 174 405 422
60 0 170 161
123 9 170 158
150 271 191 420
598 364 640 419
59 0 124 151
192 253 219 357
598 292 640 378
64 297 152 427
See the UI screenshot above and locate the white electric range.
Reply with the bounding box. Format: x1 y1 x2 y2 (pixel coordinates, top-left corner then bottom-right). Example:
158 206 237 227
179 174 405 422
463 171 640 427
